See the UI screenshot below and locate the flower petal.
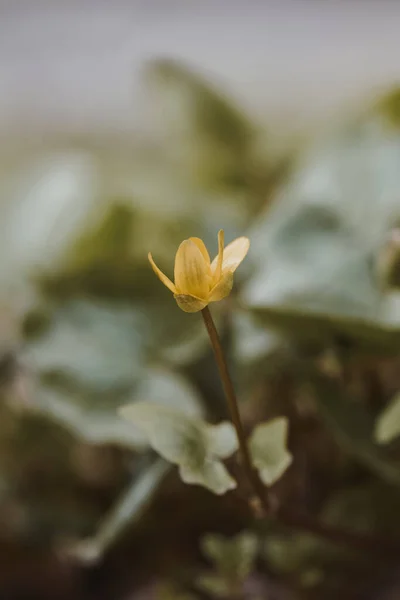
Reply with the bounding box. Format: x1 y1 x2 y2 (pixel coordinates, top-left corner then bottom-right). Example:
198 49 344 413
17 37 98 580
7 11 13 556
209 271 234 302
174 294 208 313
148 252 176 293
174 239 211 298
211 229 224 284
221 237 250 273
189 237 211 267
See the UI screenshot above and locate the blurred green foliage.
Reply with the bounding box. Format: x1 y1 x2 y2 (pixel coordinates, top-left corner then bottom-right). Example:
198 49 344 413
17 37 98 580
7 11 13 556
1 61 400 600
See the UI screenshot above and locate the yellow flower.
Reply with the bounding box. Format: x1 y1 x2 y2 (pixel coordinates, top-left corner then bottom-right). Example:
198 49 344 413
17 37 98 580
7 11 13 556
148 230 250 312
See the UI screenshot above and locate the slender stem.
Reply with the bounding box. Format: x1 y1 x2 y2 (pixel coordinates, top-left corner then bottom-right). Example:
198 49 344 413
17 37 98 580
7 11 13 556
201 307 400 557
201 306 269 511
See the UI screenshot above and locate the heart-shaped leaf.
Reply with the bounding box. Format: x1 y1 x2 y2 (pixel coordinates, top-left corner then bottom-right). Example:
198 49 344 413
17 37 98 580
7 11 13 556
119 402 238 495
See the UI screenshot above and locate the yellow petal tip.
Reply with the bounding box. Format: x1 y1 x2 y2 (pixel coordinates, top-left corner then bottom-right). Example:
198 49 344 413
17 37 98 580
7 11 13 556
222 236 250 273
148 252 177 294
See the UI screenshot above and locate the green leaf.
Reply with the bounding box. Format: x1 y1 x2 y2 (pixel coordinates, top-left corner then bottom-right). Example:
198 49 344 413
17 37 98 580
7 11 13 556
26 364 204 451
242 115 400 350
133 367 204 418
25 300 146 393
309 371 400 485
248 306 400 352
248 418 292 486
146 58 253 155
23 295 204 450
201 531 258 582
375 392 400 444
0 151 98 279
119 402 238 495
28 387 149 450
144 59 259 193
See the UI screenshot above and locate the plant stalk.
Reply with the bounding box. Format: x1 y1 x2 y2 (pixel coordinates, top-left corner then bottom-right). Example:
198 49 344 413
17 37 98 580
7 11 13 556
201 306 269 512
200 308 400 557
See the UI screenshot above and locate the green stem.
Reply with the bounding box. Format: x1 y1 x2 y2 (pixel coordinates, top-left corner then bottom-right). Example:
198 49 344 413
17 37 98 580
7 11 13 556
201 309 400 556
201 306 269 512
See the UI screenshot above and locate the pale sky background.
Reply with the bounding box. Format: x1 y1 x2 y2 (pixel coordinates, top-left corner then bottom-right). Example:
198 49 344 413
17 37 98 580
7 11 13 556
0 0 400 138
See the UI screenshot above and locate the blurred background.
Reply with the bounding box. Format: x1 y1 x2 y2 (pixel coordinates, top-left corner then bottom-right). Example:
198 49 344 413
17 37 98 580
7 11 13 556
3 1 400 599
